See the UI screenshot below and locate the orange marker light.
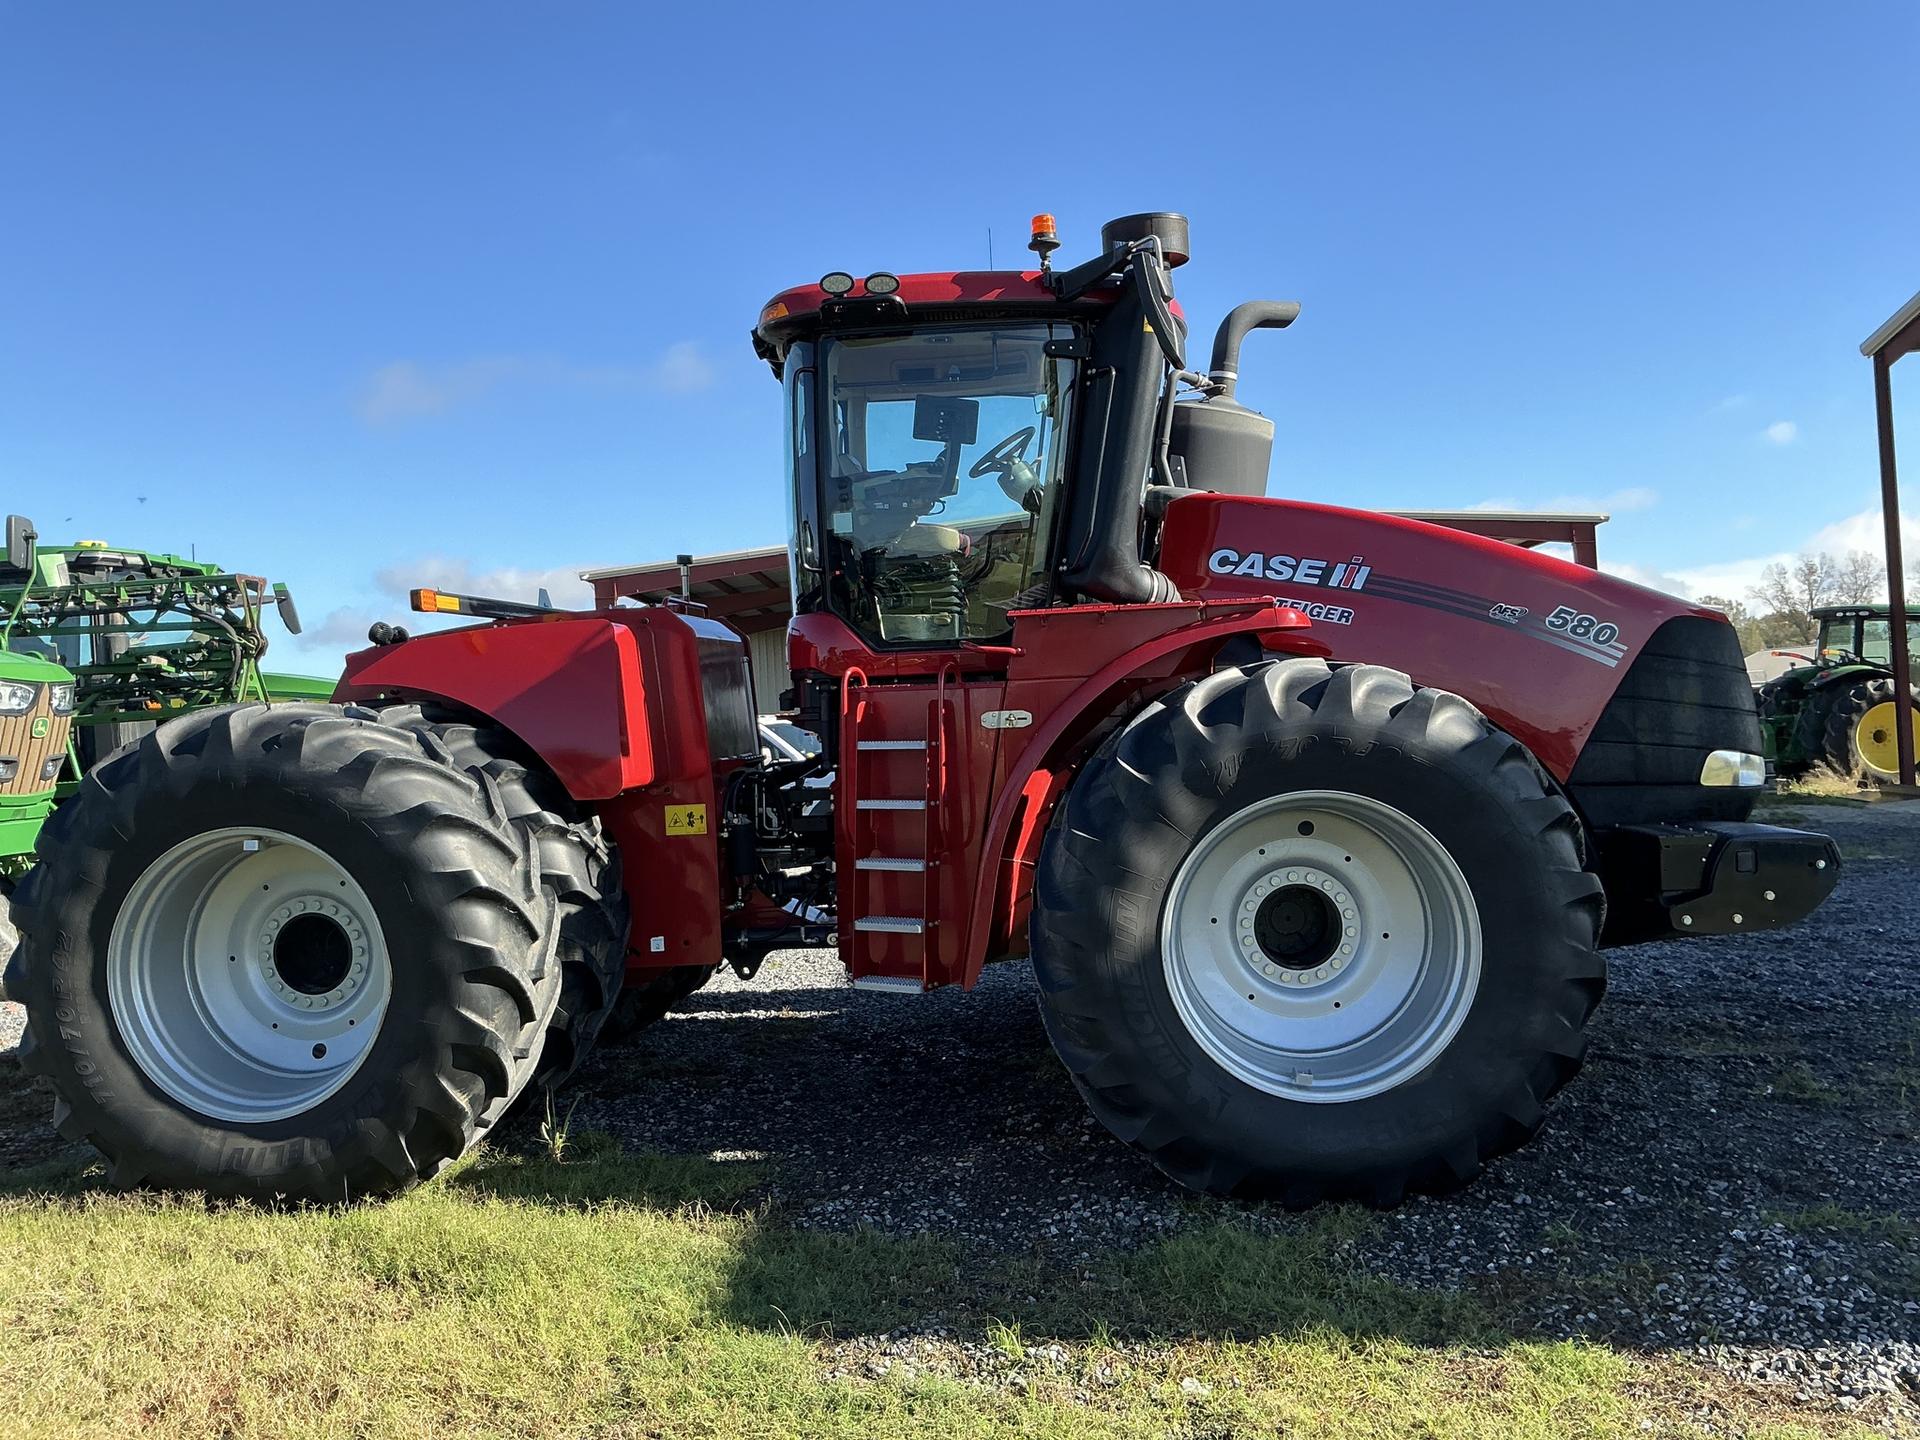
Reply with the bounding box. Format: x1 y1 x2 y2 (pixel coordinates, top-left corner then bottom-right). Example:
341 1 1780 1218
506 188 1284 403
1028 213 1060 266
409 588 463 614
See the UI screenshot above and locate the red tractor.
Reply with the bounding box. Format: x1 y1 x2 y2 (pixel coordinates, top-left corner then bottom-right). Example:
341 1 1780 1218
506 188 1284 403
7 213 1840 1205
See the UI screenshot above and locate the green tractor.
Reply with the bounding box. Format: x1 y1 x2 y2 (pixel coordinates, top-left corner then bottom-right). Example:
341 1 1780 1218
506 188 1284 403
1757 603 1920 782
0 518 78 888
0 528 323 850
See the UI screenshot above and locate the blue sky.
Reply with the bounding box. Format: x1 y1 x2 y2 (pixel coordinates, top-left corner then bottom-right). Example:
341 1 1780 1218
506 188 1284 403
3 3 1916 671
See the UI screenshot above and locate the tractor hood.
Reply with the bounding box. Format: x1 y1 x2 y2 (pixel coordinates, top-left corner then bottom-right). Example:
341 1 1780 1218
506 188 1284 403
1159 492 1736 786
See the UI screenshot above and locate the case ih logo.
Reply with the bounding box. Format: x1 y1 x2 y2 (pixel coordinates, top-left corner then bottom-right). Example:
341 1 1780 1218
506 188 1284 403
1206 549 1372 591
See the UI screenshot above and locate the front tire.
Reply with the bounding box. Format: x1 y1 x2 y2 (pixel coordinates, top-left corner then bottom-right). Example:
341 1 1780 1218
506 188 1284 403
4 704 560 1201
1030 660 1605 1206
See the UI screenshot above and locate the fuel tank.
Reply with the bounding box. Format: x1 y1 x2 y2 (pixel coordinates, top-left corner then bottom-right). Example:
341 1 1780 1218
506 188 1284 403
1158 492 1743 792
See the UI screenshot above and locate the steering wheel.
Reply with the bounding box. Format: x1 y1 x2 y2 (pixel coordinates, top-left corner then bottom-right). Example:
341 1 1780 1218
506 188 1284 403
968 426 1036 479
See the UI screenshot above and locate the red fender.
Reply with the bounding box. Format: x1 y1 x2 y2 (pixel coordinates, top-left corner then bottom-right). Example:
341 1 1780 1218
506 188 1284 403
960 599 1316 983
334 617 654 799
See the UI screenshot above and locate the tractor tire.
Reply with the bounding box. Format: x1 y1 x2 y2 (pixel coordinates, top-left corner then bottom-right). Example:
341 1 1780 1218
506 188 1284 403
377 705 630 1094
1815 677 1920 782
1030 659 1606 1207
2 704 560 1201
600 963 716 1043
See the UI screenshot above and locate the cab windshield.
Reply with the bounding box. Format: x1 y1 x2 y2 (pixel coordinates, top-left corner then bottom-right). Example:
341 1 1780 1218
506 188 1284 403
817 324 1076 644
1859 617 1920 665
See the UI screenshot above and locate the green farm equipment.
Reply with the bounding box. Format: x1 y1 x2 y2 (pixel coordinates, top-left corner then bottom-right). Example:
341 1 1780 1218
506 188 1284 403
0 519 78 885
0 535 319 789
1757 604 1920 782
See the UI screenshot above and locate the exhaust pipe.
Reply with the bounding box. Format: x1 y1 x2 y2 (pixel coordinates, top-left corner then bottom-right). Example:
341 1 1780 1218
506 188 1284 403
1208 301 1300 400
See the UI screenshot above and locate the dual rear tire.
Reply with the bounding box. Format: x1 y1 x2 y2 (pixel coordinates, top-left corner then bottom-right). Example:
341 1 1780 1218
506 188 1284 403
5 703 629 1202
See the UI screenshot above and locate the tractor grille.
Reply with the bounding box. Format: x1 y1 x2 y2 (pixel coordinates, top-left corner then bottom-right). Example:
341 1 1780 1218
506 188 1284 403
1567 615 1762 828
0 686 70 796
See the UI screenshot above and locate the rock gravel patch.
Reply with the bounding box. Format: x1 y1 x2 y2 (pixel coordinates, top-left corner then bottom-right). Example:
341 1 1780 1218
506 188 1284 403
3 796 1915 1427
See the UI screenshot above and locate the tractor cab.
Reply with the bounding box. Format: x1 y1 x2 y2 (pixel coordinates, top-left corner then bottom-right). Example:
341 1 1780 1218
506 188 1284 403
798 322 1076 645
1813 604 1920 666
755 213 1300 664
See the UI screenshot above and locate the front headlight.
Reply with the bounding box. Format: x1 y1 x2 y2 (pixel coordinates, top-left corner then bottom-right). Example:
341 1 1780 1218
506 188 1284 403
1700 749 1766 787
48 682 74 715
0 681 34 715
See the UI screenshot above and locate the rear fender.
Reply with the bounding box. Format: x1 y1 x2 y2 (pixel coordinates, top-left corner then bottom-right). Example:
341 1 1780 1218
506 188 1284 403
1809 663 1891 693
337 610 732 970
335 617 653 800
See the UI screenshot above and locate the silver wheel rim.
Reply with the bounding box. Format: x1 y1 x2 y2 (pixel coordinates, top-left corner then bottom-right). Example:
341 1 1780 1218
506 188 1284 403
107 826 392 1123
1163 790 1481 1103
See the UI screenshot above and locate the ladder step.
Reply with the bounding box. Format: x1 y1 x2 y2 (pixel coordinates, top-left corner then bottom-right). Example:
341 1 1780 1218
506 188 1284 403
850 975 925 994
856 856 927 873
856 798 926 811
854 915 925 934
857 739 927 751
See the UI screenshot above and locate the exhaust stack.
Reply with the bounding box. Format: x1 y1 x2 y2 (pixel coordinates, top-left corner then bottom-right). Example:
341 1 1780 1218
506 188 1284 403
1165 301 1302 499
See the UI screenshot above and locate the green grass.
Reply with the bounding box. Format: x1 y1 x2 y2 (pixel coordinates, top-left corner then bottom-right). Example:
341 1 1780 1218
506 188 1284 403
1763 1203 1917 1247
1764 769 1870 804
0 1136 1882 1439
1760 1061 1845 1106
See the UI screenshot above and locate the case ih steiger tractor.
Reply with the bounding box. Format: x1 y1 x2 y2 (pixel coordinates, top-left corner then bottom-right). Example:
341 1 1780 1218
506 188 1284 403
8 213 1842 1206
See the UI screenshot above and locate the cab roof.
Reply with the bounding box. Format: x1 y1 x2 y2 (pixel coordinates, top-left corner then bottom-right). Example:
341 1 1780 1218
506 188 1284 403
752 269 1119 369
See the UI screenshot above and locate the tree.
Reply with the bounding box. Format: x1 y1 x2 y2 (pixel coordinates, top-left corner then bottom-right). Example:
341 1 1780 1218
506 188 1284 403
1833 549 1886 605
1700 593 1811 654
1751 556 1828 642
1749 549 1888 642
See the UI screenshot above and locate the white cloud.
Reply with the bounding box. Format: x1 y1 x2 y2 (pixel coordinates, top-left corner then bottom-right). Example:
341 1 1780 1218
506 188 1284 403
1600 559 1694 598
645 341 715 395
1466 486 1658 516
1625 506 1920 605
1762 420 1798 446
303 605 385 650
372 556 595 610
1712 394 1751 413
358 344 715 423
1666 552 1790 601
1805 507 1919 557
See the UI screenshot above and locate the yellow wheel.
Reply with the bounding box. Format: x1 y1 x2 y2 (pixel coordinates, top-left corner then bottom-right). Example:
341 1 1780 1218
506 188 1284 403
1855 698 1918 779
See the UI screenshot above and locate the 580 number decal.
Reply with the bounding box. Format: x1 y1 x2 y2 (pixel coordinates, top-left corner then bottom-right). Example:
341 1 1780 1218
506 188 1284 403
1545 606 1621 645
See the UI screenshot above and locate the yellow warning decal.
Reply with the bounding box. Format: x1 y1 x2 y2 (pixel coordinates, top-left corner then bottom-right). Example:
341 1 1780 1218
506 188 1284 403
664 804 708 837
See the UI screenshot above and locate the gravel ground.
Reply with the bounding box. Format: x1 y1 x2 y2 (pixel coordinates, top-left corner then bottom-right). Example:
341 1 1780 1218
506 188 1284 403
4 796 1917 1424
